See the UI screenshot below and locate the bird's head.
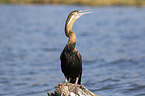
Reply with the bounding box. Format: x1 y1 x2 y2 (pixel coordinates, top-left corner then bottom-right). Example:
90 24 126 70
66 9 91 26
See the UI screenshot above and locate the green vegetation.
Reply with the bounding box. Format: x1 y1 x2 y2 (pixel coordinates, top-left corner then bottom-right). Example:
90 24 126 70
0 0 145 6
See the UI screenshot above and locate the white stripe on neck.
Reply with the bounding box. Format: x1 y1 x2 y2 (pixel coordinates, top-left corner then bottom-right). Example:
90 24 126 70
67 14 75 26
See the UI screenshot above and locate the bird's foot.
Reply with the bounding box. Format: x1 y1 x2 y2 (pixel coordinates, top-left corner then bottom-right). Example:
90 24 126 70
64 79 68 83
64 79 69 86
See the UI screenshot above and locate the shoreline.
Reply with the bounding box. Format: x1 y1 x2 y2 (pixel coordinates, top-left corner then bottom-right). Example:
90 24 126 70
0 0 145 6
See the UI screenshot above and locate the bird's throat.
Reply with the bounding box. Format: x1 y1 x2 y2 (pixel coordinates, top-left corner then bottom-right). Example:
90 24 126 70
65 22 74 36
65 24 76 43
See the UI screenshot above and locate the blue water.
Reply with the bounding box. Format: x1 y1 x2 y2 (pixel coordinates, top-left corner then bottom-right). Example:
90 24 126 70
0 5 145 96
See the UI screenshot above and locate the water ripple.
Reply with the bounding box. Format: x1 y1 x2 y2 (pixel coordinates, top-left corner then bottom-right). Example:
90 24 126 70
0 5 145 96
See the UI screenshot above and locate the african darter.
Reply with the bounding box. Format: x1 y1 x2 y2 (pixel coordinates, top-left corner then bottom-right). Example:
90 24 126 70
60 9 91 85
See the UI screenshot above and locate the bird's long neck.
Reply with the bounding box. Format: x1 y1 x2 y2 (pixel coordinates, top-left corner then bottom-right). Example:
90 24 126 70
65 19 76 44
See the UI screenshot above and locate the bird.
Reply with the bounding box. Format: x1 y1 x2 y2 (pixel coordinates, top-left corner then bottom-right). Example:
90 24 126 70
60 9 91 85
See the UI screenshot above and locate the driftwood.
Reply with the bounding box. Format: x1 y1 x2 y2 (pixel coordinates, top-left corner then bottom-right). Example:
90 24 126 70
48 82 98 96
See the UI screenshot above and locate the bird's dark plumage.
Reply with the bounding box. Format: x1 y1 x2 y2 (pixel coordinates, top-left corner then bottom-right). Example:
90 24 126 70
60 42 82 84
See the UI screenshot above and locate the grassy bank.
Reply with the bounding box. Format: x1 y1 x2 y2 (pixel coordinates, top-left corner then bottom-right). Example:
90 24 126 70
0 0 145 6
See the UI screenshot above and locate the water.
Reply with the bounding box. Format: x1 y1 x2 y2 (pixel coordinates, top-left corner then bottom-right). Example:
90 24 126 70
0 5 145 96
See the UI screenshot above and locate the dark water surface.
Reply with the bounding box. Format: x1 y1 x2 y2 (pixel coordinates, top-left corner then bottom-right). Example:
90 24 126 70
0 5 145 96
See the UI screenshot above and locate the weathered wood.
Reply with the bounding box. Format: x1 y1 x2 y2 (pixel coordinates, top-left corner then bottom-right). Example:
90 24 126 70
48 82 98 96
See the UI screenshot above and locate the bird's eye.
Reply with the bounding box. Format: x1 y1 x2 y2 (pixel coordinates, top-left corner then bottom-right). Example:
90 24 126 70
75 12 78 14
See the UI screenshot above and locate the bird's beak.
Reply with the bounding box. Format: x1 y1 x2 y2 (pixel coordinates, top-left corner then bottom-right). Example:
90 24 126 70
78 9 92 16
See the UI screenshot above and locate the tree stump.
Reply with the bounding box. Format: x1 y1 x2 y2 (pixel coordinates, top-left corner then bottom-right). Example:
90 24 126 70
48 82 98 96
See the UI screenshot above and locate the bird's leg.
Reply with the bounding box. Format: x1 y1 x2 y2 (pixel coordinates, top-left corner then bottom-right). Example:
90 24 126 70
68 78 71 82
65 78 68 83
75 77 79 84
